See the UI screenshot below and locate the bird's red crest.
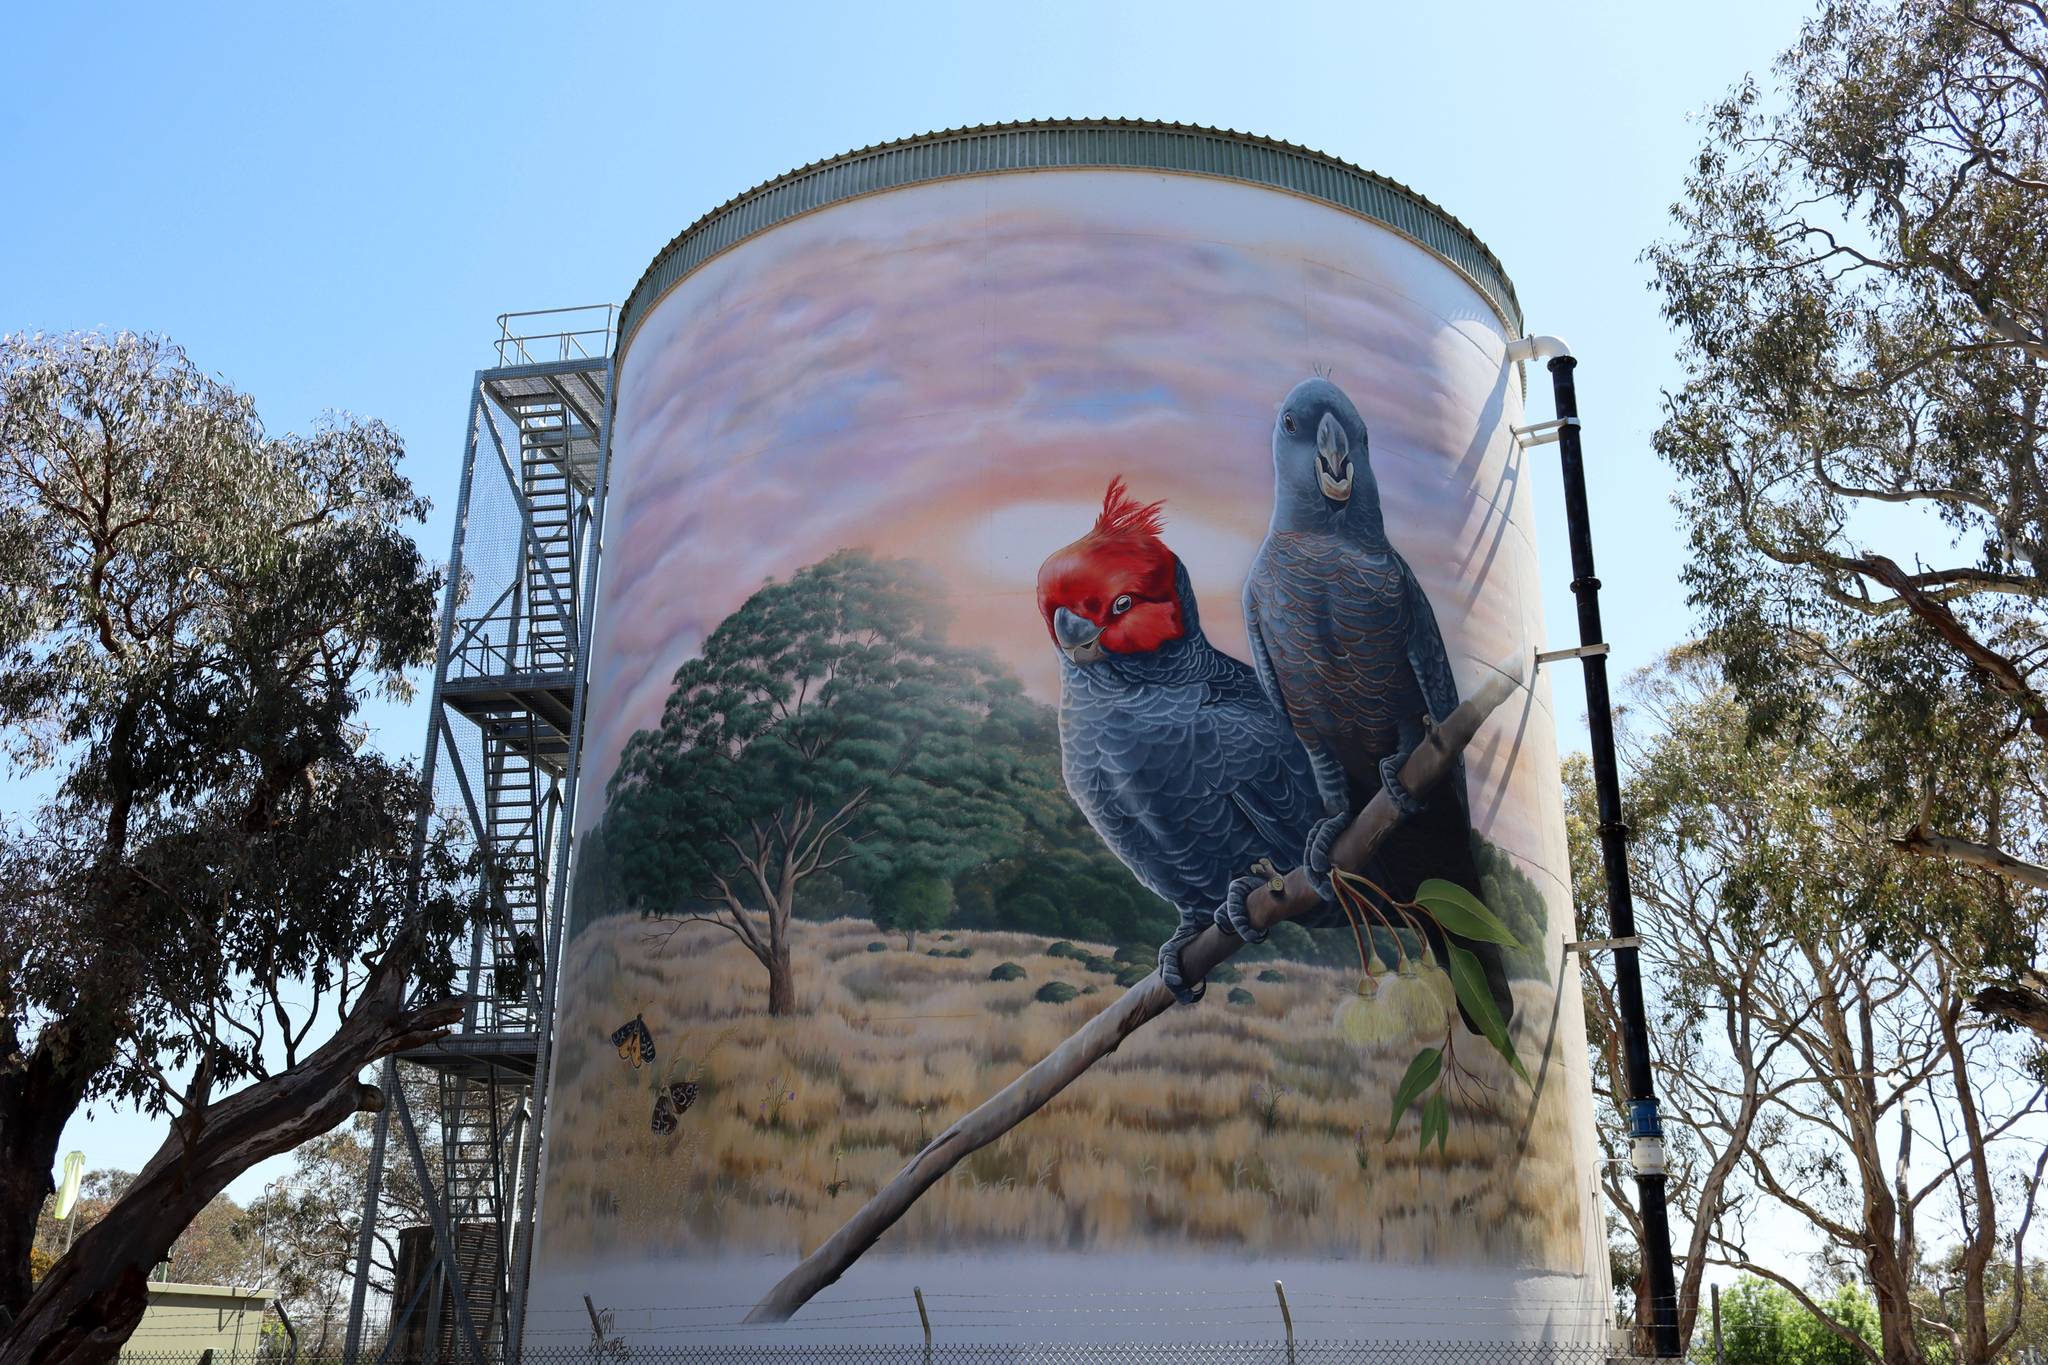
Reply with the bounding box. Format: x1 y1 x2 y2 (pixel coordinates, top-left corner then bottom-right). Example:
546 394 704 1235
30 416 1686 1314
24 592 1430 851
1035 476 1185 659
1094 475 1166 542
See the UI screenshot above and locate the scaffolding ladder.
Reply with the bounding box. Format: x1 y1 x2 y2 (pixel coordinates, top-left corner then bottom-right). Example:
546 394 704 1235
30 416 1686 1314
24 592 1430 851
342 306 616 1363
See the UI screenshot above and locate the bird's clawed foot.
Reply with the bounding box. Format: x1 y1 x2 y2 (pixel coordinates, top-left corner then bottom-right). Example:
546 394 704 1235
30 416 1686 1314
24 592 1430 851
1214 872 1274 944
1379 752 1425 817
1158 911 1209 1006
1302 813 1347 902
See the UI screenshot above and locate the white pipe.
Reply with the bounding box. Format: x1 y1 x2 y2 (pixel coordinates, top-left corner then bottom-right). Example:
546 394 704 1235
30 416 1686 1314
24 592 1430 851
1505 333 1574 365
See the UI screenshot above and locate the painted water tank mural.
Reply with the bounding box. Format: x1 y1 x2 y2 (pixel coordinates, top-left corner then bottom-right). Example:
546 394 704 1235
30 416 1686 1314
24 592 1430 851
526 123 1612 1347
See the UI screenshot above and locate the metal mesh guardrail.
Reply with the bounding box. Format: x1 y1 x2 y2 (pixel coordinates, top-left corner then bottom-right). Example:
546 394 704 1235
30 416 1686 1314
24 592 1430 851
117 1346 1659 1365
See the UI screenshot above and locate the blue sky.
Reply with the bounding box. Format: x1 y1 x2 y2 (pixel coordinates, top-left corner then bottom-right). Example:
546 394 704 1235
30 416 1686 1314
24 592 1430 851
4 0 1799 1245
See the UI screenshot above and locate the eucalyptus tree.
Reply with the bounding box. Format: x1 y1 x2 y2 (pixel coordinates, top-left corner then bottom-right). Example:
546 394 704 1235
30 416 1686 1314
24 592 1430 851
1649 0 2048 1033
602 550 1056 1014
1580 652 2047 1364
0 332 480 1364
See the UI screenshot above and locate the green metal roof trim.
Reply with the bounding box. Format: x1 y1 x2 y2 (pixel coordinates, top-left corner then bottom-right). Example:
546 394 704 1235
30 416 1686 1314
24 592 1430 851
616 119 1523 365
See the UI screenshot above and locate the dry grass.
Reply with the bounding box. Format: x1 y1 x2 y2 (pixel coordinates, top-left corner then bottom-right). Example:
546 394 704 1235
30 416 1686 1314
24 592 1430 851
537 916 1585 1272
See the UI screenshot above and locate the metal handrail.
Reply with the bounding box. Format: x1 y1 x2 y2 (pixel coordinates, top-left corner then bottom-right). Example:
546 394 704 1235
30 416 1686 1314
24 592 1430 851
493 304 618 366
449 613 576 681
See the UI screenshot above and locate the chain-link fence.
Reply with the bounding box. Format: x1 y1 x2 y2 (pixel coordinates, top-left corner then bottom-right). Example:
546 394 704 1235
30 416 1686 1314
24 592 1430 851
118 1347 1662 1365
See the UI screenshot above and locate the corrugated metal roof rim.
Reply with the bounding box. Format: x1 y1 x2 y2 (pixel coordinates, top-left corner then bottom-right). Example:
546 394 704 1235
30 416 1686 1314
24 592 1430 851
616 120 1522 364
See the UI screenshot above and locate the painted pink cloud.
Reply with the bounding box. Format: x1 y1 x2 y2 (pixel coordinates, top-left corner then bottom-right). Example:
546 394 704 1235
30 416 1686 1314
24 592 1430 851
580 170 1565 889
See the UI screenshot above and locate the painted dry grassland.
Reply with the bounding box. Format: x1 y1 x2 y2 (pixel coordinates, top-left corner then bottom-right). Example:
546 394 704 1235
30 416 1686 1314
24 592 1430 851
538 915 1585 1273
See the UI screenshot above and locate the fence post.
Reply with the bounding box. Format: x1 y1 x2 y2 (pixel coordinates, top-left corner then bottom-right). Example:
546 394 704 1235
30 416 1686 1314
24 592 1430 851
914 1284 933 1365
1711 1283 1724 1365
1275 1279 1295 1365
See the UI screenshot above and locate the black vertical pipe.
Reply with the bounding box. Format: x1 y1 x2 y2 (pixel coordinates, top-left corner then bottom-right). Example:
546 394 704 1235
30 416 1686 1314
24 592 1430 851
1548 354 1681 1357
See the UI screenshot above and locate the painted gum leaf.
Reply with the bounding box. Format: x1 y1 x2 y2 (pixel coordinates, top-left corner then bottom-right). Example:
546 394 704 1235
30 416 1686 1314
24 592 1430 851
1415 878 1523 950
1384 1046 1442 1141
1421 1091 1449 1154
1448 944 1531 1085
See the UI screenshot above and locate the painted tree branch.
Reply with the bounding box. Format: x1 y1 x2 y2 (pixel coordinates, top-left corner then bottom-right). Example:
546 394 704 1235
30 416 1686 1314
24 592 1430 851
744 656 1528 1323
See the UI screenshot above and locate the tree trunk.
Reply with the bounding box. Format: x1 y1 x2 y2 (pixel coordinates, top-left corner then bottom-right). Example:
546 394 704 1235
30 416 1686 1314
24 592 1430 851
0 1054 80 1322
0 954 461 1365
1 703 144 1322
1868 1257 1925 1365
0 1014 119 1322
767 941 795 1017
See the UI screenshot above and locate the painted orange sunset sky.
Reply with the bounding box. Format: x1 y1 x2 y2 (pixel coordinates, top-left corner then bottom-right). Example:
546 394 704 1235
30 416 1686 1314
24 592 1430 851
580 170 1563 879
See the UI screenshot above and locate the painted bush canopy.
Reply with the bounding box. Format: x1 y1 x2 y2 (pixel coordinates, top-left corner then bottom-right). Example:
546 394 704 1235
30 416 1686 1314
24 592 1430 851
530 168 1609 1345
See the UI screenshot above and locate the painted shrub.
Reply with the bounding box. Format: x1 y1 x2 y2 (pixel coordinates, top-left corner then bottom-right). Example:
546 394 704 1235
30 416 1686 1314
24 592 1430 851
528 162 1611 1347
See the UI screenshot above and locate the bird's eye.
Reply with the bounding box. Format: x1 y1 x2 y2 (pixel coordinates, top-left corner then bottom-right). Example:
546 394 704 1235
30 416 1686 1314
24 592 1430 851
1282 412 1297 435
1111 594 1134 615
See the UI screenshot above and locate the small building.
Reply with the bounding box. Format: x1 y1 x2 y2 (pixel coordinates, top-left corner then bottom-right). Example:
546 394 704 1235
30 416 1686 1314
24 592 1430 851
119 1281 272 1361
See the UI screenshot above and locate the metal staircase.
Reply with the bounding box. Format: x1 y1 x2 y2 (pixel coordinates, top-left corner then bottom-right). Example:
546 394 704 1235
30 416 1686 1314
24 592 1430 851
479 719 547 1029
514 401 579 677
342 306 616 1363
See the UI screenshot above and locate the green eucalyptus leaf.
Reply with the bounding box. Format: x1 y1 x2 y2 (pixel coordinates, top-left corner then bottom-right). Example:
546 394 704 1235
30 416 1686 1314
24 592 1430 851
1415 879 1523 950
1420 1092 1448 1154
1384 1046 1442 1141
1448 945 1531 1085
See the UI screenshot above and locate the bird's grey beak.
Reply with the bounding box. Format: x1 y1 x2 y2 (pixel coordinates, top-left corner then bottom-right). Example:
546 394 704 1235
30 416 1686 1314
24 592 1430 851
1054 606 1106 664
1316 412 1353 503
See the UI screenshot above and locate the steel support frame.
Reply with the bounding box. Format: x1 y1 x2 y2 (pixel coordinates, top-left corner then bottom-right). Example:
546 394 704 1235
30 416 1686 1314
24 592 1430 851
343 375 488 1363
343 337 614 1363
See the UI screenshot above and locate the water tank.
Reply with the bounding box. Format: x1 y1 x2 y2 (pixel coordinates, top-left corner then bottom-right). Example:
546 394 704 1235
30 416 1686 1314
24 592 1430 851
527 119 1611 1350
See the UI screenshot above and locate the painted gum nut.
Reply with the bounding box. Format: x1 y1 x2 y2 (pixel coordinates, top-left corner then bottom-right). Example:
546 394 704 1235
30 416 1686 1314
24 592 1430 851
1335 971 1453 1046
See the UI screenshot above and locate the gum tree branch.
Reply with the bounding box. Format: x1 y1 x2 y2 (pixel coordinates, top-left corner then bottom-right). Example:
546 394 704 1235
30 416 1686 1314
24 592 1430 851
744 656 1528 1323
1891 825 2048 891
